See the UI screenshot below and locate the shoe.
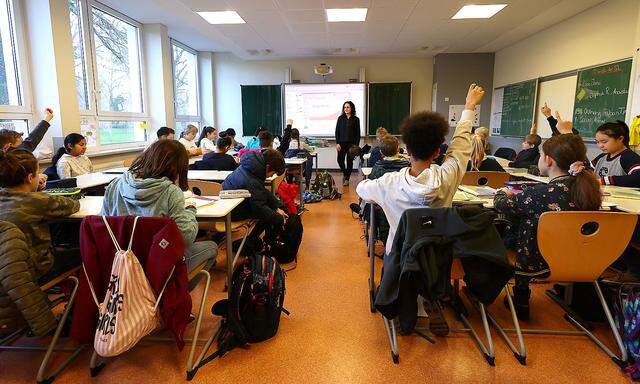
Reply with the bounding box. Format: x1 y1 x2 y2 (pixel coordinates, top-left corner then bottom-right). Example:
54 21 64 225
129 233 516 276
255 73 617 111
425 300 449 337
349 203 361 215
503 286 530 321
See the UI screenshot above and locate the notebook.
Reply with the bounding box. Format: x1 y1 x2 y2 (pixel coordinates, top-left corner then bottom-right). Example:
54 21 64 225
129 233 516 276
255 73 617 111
184 195 219 209
458 185 497 197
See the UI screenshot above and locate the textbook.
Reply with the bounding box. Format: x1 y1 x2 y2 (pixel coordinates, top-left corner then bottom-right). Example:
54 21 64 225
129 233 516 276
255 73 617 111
184 195 219 209
458 185 497 197
219 189 252 199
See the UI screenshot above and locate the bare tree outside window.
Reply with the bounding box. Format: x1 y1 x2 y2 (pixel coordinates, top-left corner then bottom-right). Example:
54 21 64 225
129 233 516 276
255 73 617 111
172 43 198 117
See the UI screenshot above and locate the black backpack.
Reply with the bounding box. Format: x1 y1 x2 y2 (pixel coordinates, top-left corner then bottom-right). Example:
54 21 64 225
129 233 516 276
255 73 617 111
196 255 287 374
311 171 341 200
265 214 303 265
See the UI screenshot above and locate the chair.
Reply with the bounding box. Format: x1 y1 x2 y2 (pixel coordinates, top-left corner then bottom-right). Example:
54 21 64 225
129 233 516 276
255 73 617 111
486 211 637 367
494 147 517 161
462 171 510 189
0 221 84 384
188 180 222 197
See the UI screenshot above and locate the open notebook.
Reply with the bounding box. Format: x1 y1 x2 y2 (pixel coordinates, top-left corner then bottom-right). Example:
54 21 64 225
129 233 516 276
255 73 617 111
183 191 219 209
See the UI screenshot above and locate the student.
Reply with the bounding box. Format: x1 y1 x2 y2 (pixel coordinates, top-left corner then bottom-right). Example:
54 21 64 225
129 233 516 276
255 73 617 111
367 127 388 167
178 124 200 156
592 120 640 187
259 130 275 149
197 126 217 154
157 126 175 140
494 134 601 319
0 149 80 279
101 140 217 274
474 126 491 154
369 135 410 180
53 133 93 179
225 128 243 150
191 136 238 171
0 108 54 152
541 103 579 136
222 149 287 244
246 126 267 149
467 134 505 172
287 128 315 189
357 84 484 333
289 128 314 152
278 120 293 154
508 123 541 169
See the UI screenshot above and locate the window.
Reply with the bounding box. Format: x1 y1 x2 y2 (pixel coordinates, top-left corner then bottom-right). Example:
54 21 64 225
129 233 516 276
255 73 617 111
175 121 199 138
0 119 28 135
172 40 200 134
68 0 147 150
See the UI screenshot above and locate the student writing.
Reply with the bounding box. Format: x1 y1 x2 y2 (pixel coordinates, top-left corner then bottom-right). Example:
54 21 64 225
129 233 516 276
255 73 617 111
197 126 217 154
191 136 238 171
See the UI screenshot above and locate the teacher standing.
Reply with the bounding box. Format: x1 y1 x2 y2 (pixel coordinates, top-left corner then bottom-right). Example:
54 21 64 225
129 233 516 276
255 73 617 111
335 101 361 186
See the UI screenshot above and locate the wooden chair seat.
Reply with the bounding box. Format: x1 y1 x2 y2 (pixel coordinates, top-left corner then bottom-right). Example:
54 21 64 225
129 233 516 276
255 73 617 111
213 219 255 234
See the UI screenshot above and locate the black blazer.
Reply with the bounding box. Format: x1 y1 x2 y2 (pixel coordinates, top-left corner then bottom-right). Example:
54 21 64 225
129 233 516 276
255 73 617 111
509 147 540 169
335 115 360 144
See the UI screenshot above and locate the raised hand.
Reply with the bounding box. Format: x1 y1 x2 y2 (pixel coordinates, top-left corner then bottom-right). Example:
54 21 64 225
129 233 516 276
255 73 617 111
555 112 574 134
44 108 54 122
530 121 537 135
465 83 484 110
541 103 551 118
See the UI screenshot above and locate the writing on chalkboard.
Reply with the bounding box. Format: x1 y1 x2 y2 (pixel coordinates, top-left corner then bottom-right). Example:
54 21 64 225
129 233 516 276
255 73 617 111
572 59 632 137
500 79 537 137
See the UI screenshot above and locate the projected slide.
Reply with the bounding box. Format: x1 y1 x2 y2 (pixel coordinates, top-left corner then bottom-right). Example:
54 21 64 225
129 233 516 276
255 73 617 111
284 83 366 137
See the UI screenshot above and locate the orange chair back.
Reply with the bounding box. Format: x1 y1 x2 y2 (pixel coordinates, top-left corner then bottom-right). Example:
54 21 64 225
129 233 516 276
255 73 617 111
188 180 222 196
462 171 510 189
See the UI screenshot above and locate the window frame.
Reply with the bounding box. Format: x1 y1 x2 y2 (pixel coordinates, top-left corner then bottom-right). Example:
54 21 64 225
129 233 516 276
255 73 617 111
171 39 201 128
71 0 150 152
0 0 33 119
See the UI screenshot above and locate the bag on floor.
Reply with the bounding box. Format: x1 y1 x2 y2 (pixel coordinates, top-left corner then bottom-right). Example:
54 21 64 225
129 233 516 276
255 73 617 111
613 285 640 380
199 255 288 369
277 181 298 215
83 216 172 357
311 171 341 200
303 191 323 204
265 213 303 265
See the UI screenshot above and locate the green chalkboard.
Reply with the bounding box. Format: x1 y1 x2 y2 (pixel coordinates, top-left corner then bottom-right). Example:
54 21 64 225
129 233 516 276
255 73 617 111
368 82 411 135
241 85 282 136
572 59 632 137
500 79 537 136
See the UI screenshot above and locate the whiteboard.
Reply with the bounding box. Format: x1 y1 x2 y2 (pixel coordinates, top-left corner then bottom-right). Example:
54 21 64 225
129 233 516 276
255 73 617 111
535 75 577 138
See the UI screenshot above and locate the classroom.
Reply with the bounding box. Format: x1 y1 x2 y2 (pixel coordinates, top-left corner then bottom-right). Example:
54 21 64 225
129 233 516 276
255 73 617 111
1 0 640 383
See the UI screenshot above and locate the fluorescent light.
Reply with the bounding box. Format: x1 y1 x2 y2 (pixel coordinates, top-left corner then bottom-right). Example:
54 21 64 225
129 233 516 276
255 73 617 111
326 8 368 22
452 4 507 19
197 11 245 24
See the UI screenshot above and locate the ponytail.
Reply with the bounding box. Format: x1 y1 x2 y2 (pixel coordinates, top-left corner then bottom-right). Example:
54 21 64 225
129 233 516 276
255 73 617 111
469 134 486 171
0 149 38 188
596 120 630 148
542 134 601 210
51 147 67 167
52 133 85 166
196 126 216 147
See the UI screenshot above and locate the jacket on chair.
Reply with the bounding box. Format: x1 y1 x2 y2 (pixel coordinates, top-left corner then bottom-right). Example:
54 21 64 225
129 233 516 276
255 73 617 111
375 206 512 333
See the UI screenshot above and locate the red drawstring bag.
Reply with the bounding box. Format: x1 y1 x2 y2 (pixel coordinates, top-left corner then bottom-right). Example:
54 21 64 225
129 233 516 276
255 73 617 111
277 181 298 215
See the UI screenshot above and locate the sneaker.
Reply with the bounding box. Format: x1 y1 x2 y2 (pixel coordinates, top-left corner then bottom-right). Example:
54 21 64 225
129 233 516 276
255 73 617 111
349 203 361 215
425 300 449 337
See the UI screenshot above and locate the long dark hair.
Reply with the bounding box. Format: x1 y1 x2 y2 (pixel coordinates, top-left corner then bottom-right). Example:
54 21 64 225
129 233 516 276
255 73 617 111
596 120 630 148
290 128 300 140
542 134 601 210
0 149 38 188
341 101 356 117
129 140 190 191
196 126 216 147
52 133 85 167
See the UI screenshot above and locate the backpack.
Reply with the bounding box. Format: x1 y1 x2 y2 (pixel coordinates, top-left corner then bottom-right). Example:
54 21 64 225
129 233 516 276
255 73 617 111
613 285 640 380
303 190 323 204
83 216 171 357
311 171 341 200
265 214 303 265
197 255 287 371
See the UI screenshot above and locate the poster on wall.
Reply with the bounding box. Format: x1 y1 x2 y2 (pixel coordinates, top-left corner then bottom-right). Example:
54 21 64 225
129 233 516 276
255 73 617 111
490 87 504 135
448 104 480 127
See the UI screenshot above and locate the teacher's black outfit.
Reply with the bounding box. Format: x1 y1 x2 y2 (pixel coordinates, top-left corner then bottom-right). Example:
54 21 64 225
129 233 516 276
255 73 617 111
335 114 361 183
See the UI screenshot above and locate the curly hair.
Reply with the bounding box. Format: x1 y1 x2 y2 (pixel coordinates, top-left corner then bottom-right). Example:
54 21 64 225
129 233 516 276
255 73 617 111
400 112 449 161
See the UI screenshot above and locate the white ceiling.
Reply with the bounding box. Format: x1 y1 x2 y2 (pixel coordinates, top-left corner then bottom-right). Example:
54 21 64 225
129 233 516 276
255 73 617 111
99 0 606 59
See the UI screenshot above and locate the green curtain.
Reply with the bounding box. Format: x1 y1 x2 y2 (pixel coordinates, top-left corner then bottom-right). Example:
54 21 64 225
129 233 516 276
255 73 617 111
241 85 282 136
368 82 411 135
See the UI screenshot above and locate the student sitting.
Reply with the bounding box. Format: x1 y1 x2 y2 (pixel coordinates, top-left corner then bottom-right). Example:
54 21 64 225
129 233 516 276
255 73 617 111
157 126 175 140
53 133 93 179
286 128 315 189
357 84 484 335
369 135 410 180
592 120 640 187
197 126 217 154
509 124 541 169
278 120 293 155
225 128 244 150
474 126 491 154
288 128 313 152
0 150 81 280
541 103 579 136
222 149 287 245
494 134 601 319
238 131 275 158
191 136 238 171
101 140 217 274
178 124 201 156
0 108 54 152
246 126 267 149
367 127 388 167
467 134 505 172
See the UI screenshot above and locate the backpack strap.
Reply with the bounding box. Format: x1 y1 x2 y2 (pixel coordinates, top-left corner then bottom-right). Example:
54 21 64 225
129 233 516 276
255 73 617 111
153 265 175 310
101 216 123 253
82 263 101 307
127 216 140 251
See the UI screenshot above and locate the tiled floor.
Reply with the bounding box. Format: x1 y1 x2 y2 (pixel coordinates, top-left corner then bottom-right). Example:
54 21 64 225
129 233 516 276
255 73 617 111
1 175 632 383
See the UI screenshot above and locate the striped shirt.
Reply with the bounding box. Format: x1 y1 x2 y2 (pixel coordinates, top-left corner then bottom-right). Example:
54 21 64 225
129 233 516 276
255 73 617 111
592 148 640 186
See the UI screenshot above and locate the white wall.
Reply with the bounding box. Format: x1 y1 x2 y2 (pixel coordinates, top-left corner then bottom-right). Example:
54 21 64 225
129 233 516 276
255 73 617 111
490 0 640 158
213 53 433 138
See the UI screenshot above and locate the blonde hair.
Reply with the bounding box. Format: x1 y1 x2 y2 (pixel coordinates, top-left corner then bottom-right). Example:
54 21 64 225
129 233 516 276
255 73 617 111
475 126 489 140
470 134 487 171
181 124 198 138
376 127 388 138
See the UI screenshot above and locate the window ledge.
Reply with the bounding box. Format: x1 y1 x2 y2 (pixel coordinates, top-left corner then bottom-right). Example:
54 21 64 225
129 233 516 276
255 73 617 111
38 146 146 165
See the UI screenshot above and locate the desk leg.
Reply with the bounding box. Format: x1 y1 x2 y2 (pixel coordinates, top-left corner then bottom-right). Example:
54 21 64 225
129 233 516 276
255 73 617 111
225 213 233 298
298 164 304 210
368 203 376 313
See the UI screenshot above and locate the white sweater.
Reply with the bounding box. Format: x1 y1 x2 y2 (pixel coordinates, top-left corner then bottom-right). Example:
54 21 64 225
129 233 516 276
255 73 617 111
179 138 197 150
356 109 474 255
56 153 94 179
199 137 216 152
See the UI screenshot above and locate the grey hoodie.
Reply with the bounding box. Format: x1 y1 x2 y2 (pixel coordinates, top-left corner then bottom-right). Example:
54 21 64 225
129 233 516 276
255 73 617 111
101 171 198 245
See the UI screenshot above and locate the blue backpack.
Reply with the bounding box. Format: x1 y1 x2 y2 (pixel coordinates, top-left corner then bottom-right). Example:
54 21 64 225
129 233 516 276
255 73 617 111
613 285 640 381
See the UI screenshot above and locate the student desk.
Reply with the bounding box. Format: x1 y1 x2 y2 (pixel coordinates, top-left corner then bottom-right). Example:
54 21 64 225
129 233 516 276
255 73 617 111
75 172 119 190
285 157 307 209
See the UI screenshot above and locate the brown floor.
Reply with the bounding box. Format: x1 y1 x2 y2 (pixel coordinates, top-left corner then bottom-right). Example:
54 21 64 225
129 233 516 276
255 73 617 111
1 174 633 383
